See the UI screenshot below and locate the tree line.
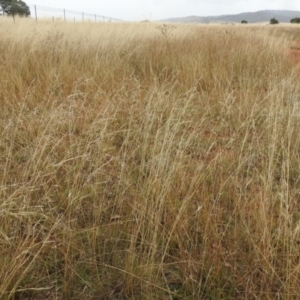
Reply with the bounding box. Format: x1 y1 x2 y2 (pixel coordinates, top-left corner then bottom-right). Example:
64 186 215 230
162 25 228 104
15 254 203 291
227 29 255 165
242 17 300 24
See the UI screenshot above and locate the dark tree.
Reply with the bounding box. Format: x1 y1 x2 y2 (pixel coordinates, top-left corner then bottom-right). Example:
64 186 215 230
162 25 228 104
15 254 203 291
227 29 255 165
241 20 248 24
270 18 279 24
290 17 300 24
0 0 30 17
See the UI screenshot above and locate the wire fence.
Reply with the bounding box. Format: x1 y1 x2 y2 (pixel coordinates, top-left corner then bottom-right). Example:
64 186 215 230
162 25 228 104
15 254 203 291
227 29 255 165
0 2 124 23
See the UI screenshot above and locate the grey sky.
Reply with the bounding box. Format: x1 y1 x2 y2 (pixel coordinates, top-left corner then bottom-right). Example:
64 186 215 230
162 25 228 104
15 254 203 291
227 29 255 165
28 0 300 21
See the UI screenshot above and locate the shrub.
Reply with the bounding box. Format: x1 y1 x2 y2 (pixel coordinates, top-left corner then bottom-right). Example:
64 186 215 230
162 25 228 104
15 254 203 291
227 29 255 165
241 20 248 24
270 18 279 24
290 17 300 24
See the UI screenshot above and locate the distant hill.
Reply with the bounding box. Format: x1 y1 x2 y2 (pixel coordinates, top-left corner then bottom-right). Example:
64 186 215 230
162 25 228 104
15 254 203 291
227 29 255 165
160 10 300 24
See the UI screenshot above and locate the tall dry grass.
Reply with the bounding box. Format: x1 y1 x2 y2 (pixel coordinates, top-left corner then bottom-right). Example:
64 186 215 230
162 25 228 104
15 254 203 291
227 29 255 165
1 17 300 299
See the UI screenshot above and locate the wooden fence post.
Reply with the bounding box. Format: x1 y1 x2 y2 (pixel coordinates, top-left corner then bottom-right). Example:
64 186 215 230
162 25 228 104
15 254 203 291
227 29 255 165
34 5 37 22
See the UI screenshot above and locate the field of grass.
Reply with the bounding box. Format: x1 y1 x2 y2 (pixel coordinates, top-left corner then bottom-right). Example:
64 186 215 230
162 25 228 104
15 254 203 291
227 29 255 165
1 17 300 299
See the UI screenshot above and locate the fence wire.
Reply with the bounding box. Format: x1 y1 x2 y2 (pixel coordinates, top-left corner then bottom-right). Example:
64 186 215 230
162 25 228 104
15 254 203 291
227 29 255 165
0 1 124 22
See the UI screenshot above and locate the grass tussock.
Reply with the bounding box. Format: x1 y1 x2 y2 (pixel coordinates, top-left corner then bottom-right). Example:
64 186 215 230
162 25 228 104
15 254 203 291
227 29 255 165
1 18 300 299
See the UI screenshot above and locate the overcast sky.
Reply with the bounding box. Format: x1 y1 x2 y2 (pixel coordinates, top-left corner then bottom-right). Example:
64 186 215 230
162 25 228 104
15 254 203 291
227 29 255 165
28 0 300 21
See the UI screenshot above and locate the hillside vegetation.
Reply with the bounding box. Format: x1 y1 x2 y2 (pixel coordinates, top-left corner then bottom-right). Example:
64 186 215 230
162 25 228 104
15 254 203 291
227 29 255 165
1 18 300 299
161 9 300 24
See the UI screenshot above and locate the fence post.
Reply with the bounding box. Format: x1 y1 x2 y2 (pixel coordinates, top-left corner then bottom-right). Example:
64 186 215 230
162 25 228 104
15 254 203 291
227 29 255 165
82 12 84 22
34 5 37 22
64 9 66 21
95 14 96 22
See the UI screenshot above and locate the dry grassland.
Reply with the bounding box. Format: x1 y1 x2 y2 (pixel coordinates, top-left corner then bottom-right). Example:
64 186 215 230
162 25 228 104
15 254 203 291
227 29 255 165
1 18 300 299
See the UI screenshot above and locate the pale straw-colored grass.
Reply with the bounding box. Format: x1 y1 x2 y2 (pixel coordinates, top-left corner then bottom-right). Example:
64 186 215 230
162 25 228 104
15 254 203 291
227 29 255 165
1 17 300 299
